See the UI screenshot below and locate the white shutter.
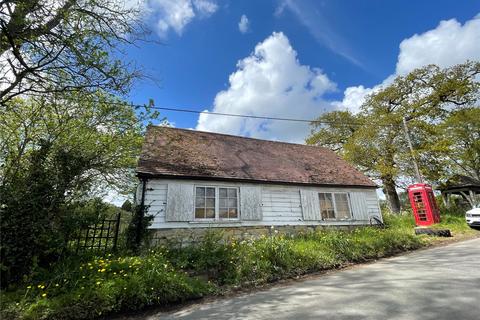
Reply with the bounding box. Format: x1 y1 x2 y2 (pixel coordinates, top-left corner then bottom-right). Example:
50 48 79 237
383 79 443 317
240 186 262 221
165 183 194 222
300 189 321 220
349 192 369 220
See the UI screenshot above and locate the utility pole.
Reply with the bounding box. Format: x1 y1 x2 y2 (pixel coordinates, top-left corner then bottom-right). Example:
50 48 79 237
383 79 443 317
402 116 423 183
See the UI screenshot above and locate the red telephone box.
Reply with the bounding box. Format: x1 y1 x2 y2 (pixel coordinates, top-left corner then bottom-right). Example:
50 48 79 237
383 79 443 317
407 183 441 226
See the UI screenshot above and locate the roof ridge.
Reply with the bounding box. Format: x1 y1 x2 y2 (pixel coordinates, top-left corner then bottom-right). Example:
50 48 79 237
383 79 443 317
147 125 329 150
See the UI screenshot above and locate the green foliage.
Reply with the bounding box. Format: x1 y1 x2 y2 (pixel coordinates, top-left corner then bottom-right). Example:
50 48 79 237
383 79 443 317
431 107 480 180
0 93 157 285
1 214 475 320
1 254 213 320
124 204 154 253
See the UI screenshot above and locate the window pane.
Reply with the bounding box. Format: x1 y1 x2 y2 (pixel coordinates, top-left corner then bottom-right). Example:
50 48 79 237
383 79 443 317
219 198 227 208
219 188 227 197
195 197 205 207
206 187 215 197
228 208 238 218
196 187 205 197
335 194 351 219
219 209 228 218
228 198 237 208
206 198 215 207
319 193 335 219
195 208 205 219
205 208 215 218
227 188 237 197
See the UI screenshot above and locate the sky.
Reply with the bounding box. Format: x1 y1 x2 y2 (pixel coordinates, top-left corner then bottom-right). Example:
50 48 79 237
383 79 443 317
124 0 480 143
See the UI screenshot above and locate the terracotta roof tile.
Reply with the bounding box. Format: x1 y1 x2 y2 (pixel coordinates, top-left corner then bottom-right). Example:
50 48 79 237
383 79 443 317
137 126 376 188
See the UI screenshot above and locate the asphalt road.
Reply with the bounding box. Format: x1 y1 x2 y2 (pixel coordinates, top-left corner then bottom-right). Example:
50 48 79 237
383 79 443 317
135 238 480 320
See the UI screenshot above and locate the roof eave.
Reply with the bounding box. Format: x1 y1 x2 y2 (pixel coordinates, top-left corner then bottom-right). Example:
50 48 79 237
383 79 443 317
136 171 378 189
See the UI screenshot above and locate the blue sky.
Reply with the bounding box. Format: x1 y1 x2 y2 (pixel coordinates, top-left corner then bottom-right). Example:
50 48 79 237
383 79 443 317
125 0 480 142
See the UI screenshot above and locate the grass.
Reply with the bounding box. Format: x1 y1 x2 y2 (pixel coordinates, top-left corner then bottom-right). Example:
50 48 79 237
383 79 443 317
1 212 477 320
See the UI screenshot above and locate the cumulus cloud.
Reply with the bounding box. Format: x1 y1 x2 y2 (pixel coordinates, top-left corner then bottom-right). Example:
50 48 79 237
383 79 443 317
396 15 480 75
238 14 250 34
332 85 373 112
195 14 480 142
196 32 337 143
147 0 218 38
338 14 480 113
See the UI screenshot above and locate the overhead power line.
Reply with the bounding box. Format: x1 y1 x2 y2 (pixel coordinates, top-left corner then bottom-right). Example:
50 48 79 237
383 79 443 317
14 93 399 127
146 105 375 126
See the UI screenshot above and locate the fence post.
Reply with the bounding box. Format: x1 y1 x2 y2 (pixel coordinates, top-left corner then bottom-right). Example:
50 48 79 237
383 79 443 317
112 212 121 252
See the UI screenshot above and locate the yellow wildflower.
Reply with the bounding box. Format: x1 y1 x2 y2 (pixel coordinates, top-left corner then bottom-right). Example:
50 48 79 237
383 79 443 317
96 281 101 285
27 286 31 289
42 293 47 297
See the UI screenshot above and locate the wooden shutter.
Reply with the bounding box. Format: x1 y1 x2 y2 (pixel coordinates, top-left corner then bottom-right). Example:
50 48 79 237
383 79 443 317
240 186 262 221
349 192 369 220
165 183 194 222
300 189 321 220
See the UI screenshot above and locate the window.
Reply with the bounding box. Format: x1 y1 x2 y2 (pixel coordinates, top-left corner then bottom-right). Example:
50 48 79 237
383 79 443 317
318 192 351 220
219 187 238 219
195 186 239 220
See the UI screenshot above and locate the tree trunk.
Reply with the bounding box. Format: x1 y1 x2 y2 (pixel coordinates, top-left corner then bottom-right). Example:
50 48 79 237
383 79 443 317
383 176 401 213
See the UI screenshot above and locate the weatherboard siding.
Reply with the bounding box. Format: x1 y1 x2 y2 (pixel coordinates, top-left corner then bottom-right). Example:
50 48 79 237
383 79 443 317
140 179 381 229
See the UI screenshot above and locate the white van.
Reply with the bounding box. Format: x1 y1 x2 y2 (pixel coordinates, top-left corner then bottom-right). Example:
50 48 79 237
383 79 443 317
466 208 480 227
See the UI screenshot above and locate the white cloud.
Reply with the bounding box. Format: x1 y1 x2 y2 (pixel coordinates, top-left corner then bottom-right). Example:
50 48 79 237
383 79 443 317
332 85 373 112
147 0 218 38
196 32 337 143
193 0 218 16
238 14 250 34
338 15 480 113
195 14 480 143
396 15 480 75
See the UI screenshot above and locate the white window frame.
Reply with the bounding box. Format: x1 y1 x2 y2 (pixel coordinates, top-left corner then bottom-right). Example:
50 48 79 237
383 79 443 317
194 185 240 221
318 192 352 221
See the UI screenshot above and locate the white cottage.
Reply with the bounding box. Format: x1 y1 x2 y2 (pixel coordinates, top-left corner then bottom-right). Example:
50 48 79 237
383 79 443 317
136 126 382 238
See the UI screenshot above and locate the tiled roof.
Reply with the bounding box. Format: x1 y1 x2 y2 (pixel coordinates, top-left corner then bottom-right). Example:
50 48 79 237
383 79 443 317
137 126 376 188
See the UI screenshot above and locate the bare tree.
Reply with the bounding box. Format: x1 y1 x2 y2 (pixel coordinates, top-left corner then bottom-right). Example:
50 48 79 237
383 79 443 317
0 0 148 104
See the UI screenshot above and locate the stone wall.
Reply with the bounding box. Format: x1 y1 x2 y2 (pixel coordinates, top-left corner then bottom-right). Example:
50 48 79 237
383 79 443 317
148 224 356 247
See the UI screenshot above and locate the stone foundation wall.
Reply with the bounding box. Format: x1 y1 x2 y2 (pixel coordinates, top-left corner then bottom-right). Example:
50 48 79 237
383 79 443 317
148 224 356 247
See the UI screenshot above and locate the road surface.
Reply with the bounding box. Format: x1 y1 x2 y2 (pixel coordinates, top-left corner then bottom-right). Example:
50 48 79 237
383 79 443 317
131 238 480 320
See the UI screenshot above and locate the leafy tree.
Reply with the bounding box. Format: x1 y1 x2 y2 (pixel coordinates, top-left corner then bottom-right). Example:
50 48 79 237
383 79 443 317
0 0 147 103
0 92 158 284
307 62 480 213
432 107 480 180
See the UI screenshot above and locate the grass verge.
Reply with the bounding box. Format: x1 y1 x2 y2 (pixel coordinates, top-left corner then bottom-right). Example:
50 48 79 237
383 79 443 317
1 213 477 320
